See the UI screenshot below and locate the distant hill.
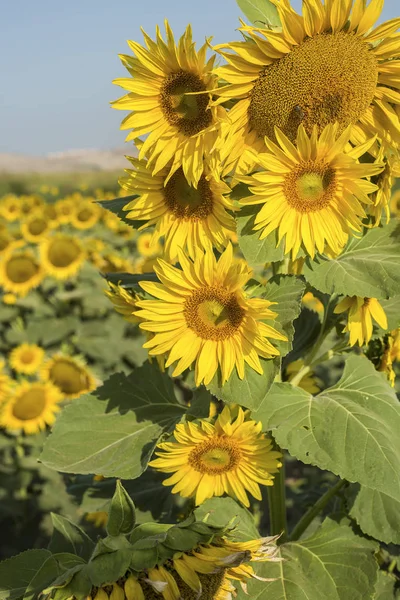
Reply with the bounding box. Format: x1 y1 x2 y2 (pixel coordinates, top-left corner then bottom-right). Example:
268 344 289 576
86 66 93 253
0 147 137 173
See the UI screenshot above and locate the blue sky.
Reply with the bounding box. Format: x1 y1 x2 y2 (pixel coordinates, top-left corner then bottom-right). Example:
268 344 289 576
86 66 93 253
0 0 398 155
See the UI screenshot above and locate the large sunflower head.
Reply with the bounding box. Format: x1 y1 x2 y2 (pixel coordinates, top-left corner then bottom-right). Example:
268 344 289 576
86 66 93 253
21 212 52 243
41 354 97 399
112 20 226 187
121 157 236 262
214 0 400 176
40 233 86 280
0 380 62 434
0 247 44 296
240 124 383 258
150 404 282 506
71 200 101 230
134 244 287 386
9 343 45 375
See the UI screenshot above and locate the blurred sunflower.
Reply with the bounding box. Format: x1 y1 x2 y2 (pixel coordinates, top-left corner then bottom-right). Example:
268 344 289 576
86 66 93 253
0 231 18 254
112 20 226 187
135 245 286 386
55 198 75 224
121 157 236 261
40 234 86 280
42 203 59 227
0 380 62 434
0 366 12 404
98 252 134 274
70 200 101 230
0 247 44 296
105 282 139 323
302 291 324 315
391 189 400 218
9 343 45 375
334 296 388 346
0 195 21 222
150 404 282 506
136 232 162 258
21 213 52 243
285 359 321 394
214 0 400 176
41 354 97 399
240 124 383 258
85 511 108 528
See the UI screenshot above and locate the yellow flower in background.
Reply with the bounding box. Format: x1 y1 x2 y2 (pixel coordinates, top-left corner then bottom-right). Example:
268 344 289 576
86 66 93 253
112 20 226 187
0 231 18 255
55 198 75 224
2 293 17 305
240 124 383 258
9 343 45 375
136 232 162 258
105 283 139 323
391 189 400 218
286 359 320 394
0 195 21 222
21 213 52 243
40 233 86 280
0 247 44 296
135 245 286 386
334 296 388 346
302 291 324 315
42 203 59 227
85 511 108 528
149 405 282 506
97 252 134 274
121 157 236 262
41 354 97 399
0 369 12 404
0 380 62 434
214 0 400 176
70 200 101 230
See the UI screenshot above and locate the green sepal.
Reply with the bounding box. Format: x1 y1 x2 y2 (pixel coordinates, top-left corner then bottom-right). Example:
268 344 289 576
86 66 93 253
107 480 136 537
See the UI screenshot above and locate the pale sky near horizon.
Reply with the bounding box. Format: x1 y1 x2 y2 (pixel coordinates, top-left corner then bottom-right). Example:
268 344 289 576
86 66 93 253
0 0 398 155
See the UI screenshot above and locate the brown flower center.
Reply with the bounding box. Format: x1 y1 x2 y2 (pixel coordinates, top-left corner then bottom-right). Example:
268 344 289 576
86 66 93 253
28 218 47 236
184 287 245 340
6 255 39 283
248 31 378 142
160 71 213 136
49 359 90 395
163 169 214 220
47 238 81 268
283 160 337 213
189 437 241 474
12 388 46 420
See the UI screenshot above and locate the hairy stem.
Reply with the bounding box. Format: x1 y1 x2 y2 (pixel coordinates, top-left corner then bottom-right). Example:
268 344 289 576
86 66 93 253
289 479 346 541
267 450 287 543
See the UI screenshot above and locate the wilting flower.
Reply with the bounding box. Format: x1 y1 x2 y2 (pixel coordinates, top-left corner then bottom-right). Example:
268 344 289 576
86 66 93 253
334 296 388 346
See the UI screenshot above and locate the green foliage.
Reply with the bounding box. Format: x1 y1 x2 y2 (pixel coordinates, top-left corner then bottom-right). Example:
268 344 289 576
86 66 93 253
373 571 398 600
48 515 94 559
0 550 52 600
346 484 400 545
302 221 400 299
195 497 260 541
238 208 284 266
207 276 304 408
257 355 400 502
107 481 136 537
239 517 378 600
236 0 281 28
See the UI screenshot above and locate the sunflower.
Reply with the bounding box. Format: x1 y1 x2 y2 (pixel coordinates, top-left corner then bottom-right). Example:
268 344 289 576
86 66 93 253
136 232 163 258
0 380 62 434
41 354 97 399
40 234 86 280
135 245 286 386
334 296 388 346
85 511 108 528
121 157 236 261
98 253 135 274
55 198 75 224
149 404 282 506
105 282 139 323
9 343 45 375
0 231 18 254
240 124 383 258
285 359 320 394
21 213 52 243
0 195 21 222
70 200 101 230
42 203 59 227
0 370 12 404
112 20 226 187
214 0 400 176
0 247 44 296
302 291 324 315
368 147 399 226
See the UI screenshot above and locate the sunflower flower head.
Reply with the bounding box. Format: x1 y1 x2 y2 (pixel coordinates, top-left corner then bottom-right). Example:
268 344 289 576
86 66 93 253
41 354 97 399
240 124 383 258
9 343 45 375
21 212 53 243
0 380 62 434
334 295 388 346
137 232 163 258
71 200 101 230
40 233 86 280
149 404 282 506
112 20 226 187
0 247 44 297
135 244 287 386
121 157 236 262
214 0 400 176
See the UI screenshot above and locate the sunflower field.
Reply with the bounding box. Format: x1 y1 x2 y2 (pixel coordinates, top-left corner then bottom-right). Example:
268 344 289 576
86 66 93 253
1 0 400 598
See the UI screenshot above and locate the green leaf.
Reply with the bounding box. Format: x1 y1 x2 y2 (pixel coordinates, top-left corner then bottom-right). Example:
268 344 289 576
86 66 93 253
41 362 186 479
257 355 400 499
373 571 397 600
0 549 52 600
23 556 64 600
195 497 259 541
236 0 281 28
239 517 377 600
48 514 95 560
302 221 400 299
346 484 400 545
207 276 304 409
237 208 284 267
107 480 136 536
379 296 400 331
51 568 91 600
97 196 141 229
86 549 132 588
187 387 212 419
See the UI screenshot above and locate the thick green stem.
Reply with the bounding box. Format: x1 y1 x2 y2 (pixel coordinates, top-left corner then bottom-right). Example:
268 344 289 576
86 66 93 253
289 479 346 541
267 451 287 543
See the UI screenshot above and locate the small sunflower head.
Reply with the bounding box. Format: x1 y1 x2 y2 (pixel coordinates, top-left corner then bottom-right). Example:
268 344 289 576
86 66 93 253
41 354 97 399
